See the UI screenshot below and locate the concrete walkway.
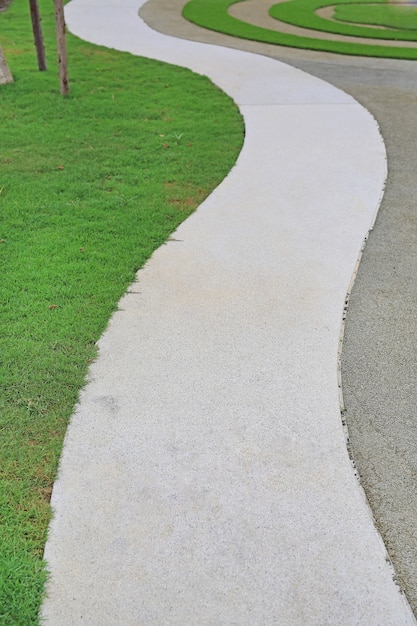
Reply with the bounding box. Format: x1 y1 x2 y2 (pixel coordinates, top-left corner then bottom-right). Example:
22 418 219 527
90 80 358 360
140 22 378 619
140 0 417 612
41 1 415 623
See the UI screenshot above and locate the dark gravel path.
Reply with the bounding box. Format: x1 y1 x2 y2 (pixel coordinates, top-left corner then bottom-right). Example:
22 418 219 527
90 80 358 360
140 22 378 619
141 0 417 614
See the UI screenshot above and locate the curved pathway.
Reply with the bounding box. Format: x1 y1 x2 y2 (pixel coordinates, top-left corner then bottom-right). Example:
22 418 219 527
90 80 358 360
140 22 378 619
140 0 417 615
41 0 415 623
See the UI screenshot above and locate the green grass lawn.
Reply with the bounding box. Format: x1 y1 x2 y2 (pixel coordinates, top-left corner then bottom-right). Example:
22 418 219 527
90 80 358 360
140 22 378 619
0 1 243 622
269 0 417 40
183 0 417 58
333 2 417 31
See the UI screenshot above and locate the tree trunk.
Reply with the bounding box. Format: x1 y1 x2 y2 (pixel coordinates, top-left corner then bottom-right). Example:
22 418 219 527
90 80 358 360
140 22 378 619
0 45 13 84
0 0 13 83
29 0 47 71
54 0 69 95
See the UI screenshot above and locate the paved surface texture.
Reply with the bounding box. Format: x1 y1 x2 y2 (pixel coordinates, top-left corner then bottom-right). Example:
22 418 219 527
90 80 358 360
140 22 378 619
41 0 416 624
142 0 417 615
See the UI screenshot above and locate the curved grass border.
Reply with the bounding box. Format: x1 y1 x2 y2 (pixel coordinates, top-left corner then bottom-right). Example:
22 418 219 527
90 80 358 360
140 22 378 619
269 0 417 41
183 0 417 58
333 2 417 31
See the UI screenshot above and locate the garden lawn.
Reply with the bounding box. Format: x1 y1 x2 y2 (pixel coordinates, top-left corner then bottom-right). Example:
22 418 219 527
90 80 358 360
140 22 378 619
183 0 417 59
333 2 417 31
269 0 417 40
0 0 243 623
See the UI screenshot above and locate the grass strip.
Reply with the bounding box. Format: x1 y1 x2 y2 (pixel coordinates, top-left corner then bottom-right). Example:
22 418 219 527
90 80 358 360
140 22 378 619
0 0 243 623
183 0 417 58
333 2 417 31
269 0 417 41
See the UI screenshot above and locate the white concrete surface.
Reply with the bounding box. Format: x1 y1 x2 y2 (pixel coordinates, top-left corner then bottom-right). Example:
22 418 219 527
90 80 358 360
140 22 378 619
41 1 416 624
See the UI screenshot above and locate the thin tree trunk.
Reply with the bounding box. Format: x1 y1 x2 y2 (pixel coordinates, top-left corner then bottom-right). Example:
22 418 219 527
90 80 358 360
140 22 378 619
0 45 13 84
0 0 13 82
54 0 69 95
29 0 47 71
